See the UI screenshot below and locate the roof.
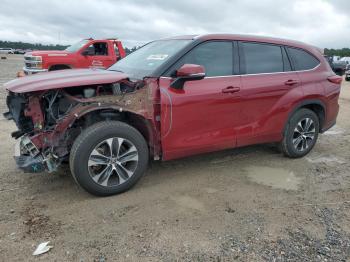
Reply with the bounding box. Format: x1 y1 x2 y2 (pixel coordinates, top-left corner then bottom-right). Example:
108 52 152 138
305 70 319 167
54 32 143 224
162 33 321 56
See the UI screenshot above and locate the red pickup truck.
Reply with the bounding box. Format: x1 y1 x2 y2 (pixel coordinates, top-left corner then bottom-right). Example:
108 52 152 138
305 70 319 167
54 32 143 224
23 38 126 74
4 34 341 196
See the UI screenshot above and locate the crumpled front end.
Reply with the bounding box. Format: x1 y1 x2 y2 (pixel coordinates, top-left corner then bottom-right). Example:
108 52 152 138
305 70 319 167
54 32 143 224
3 77 159 174
14 136 48 173
4 91 57 172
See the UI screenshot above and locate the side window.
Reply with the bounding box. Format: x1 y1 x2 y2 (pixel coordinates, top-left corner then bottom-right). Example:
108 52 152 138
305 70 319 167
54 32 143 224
287 47 320 71
240 42 285 74
170 41 233 77
85 42 108 56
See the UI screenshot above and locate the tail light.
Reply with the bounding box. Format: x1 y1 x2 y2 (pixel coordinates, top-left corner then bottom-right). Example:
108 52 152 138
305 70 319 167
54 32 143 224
327 75 343 84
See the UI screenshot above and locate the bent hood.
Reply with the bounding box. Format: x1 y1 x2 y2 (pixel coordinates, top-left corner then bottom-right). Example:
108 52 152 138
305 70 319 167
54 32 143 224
4 69 129 93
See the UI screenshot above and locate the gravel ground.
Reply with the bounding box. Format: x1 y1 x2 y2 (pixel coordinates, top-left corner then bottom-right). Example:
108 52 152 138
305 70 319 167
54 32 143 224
1 54 350 261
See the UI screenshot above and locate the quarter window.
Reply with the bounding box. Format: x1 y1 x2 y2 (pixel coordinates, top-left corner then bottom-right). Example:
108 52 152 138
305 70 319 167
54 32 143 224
241 42 285 74
170 41 233 77
287 47 320 71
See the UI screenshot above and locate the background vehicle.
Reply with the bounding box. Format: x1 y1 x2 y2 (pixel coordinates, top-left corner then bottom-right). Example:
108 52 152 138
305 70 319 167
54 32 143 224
0 48 14 54
4 34 342 196
23 38 126 74
14 49 26 54
346 70 350 81
339 57 350 64
331 60 347 76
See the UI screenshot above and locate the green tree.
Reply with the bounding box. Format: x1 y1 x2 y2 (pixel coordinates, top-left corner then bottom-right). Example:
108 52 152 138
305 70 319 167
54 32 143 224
324 48 350 57
0 40 68 50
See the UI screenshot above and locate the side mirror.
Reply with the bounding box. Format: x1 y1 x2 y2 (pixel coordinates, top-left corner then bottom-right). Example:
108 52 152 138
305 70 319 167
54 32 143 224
81 49 94 56
170 64 205 89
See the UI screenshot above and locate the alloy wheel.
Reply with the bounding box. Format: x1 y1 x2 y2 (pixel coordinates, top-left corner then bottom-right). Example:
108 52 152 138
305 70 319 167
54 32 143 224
88 137 139 187
292 118 316 152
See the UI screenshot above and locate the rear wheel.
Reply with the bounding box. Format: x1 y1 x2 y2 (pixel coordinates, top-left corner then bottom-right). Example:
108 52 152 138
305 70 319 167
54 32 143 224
70 121 149 196
280 108 319 158
346 76 350 81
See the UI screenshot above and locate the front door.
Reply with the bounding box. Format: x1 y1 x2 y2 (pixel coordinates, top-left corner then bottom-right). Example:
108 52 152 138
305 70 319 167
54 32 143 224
159 41 242 160
80 42 114 69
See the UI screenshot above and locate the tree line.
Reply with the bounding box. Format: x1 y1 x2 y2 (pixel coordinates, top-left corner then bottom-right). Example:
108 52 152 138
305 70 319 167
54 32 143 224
0 40 68 50
324 48 350 57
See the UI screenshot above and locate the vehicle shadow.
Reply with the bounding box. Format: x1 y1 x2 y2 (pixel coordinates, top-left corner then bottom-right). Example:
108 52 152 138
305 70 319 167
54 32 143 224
32 143 282 199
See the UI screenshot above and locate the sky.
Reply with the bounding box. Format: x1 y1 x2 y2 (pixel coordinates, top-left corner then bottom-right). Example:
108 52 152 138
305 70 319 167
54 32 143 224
0 0 349 48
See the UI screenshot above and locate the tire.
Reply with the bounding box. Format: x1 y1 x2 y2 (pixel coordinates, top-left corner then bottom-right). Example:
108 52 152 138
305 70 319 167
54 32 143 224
69 121 149 196
346 77 350 81
280 108 319 158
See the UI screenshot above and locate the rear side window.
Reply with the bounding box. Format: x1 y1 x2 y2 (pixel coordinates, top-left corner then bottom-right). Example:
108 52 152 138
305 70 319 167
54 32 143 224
287 47 320 71
240 42 285 74
169 41 233 77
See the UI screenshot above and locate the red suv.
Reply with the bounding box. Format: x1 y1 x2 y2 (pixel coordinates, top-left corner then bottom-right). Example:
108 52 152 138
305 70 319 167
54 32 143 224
4 34 342 196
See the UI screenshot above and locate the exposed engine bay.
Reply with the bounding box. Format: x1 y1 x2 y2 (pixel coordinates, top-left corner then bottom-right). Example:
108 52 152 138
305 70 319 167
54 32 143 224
4 80 149 173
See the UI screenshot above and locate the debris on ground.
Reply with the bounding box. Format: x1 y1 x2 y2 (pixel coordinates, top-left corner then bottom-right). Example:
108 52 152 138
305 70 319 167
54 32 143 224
33 241 53 256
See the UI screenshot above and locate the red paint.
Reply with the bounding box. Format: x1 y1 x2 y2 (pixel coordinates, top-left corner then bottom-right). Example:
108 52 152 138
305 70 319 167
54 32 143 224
5 34 341 163
25 39 125 73
159 75 242 160
327 75 343 84
176 64 205 77
158 35 340 160
24 96 44 129
5 69 128 93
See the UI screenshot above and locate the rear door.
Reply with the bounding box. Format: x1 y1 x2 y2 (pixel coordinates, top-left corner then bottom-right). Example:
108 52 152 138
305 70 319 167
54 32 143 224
159 41 242 160
237 41 302 146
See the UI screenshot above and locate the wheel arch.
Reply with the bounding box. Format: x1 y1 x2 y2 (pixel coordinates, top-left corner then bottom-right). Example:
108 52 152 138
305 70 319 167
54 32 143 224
284 99 326 134
48 64 72 71
70 107 155 156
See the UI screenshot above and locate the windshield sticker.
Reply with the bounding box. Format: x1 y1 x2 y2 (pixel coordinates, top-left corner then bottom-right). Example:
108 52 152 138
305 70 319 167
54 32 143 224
146 54 169 60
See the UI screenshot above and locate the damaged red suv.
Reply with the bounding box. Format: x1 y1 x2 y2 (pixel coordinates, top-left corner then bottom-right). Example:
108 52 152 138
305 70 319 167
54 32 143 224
4 34 341 196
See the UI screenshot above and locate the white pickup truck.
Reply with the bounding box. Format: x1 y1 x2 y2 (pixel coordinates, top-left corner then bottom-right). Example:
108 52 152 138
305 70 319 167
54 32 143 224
0 48 14 54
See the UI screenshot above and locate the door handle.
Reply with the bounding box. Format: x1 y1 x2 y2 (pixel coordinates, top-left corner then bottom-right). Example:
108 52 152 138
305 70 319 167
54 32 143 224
222 86 240 93
284 79 299 86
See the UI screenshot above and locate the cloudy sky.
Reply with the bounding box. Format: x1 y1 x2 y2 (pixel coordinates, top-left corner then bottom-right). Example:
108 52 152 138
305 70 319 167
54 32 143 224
0 0 349 48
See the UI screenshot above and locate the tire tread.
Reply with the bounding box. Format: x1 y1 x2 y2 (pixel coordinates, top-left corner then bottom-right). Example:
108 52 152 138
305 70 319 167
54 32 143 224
69 121 149 196
280 108 319 158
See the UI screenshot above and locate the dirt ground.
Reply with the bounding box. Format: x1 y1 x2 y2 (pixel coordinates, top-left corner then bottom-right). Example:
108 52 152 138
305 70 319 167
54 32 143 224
1 55 350 261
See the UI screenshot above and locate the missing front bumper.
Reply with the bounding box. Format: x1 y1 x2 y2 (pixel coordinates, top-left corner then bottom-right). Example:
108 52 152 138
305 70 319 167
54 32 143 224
14 138 45 173
14 136 58 173
14 155 46 173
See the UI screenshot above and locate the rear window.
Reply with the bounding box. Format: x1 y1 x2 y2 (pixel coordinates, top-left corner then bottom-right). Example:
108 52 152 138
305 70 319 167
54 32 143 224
287 47 320 71
240 42 284 74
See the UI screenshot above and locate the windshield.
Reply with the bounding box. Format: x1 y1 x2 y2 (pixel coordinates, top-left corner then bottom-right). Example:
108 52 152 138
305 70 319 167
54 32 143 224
65 39 89 52
108 39 192 79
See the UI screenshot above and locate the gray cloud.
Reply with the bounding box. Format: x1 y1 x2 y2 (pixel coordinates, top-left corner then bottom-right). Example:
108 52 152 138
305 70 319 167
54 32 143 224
0 0 349 48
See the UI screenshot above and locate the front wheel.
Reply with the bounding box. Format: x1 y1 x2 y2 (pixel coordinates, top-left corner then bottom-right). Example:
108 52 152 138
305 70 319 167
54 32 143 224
69 121 149 196
280 108 319 158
